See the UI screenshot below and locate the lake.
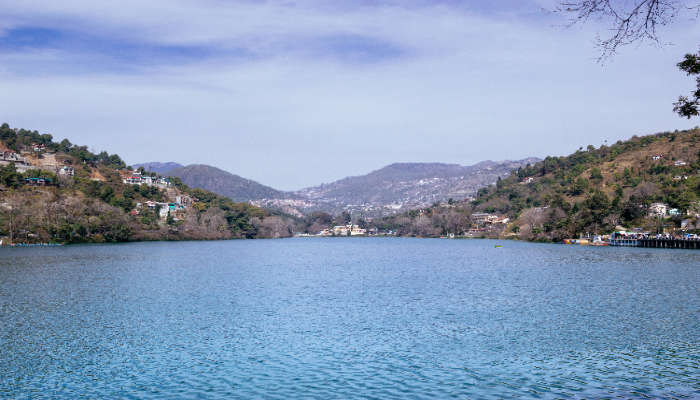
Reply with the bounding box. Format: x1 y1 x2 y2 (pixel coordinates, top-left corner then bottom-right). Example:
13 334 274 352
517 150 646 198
0 238 698 399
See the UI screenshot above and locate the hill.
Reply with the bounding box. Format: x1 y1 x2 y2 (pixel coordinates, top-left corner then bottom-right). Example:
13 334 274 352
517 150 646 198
473 128 700 240
292 158 539 216
165 164 291 202
376 129 700 239
133 161 183 175
0 123 295 244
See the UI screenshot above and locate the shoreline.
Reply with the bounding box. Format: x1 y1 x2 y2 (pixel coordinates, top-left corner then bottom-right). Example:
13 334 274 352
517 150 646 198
3 235 699 250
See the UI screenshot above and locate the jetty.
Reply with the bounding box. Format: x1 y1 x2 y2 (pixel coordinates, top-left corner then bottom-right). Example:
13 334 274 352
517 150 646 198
637 238 700 249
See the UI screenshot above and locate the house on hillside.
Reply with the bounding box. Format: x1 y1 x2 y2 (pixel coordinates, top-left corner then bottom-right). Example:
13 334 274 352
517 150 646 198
649 203 668 217
155 177 170 188
520 177 534 184
24 177 52 186
0 151 32 172
674 160 687 166
122 171 171 187
472 213 508 225
494 216 510 224
58 166 74 176
175 195 193 206
124 175 142 185
159 206 170 219
651 154 664 161
471 213 490 224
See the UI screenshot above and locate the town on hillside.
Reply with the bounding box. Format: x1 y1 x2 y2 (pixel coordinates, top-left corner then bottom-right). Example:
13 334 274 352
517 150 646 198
1 124 296 245
1 142 191 219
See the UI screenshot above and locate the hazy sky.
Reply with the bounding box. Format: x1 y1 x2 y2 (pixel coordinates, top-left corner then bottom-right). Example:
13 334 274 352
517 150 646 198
1 1 698 190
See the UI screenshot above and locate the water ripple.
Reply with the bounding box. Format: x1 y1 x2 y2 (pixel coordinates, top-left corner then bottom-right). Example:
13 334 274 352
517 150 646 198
0 239 698 399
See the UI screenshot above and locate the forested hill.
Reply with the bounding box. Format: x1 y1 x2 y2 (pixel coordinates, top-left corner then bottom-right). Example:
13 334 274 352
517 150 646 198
472 128 700 241
165 164 291 202
375 129 700 240
0 123 295 244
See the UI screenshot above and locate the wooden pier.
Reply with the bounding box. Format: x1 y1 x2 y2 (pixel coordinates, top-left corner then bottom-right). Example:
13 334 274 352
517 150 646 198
637 238 700 249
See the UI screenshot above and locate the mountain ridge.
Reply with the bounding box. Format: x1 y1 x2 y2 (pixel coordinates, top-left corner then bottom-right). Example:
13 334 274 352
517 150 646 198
136 158 541 216
166 164 292 203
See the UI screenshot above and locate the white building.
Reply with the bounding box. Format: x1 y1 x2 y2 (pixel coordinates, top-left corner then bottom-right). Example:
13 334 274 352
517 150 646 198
58 166 74 176
350 226 367 236
649 203 668 217
122 172 170 187
331 224 366 236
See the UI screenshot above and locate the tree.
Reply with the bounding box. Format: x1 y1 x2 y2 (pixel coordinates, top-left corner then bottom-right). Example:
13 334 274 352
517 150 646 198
0 163 21 188
58 138 72 152
673 51 700 118
571 176 589 195
556 1 699 117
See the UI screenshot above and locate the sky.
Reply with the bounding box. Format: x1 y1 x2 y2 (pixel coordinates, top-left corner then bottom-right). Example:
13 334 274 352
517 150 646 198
0 0 698 190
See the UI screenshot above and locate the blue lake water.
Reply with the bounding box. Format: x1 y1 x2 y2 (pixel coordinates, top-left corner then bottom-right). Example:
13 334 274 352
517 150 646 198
0 238 698 399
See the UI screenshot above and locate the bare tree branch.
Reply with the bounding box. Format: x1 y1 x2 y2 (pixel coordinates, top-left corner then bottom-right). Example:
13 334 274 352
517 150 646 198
556 0 697 61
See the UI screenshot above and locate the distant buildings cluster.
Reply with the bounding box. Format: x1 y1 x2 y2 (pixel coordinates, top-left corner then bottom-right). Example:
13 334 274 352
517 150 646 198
0 151 32 173
317 224 367 236
131 195 193 221
652 153 688 167
649 202 682 218
122 171 171 188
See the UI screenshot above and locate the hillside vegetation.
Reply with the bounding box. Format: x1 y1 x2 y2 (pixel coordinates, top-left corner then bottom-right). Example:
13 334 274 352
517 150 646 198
377 129 700 240
476 128 700 240
165 164 290 202
0 123 294 244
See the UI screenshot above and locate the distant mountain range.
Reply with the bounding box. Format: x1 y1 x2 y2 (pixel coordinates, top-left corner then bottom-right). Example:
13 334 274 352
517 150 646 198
293 159 541 215
134 158 540 216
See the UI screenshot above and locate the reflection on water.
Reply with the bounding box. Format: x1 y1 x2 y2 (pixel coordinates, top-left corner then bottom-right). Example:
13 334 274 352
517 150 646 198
1 239 698 399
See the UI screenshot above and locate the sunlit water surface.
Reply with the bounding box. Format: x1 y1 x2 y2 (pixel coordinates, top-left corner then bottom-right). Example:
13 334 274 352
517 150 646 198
0 238 698 399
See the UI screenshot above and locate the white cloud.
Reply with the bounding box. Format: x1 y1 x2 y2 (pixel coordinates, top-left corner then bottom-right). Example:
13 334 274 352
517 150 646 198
0 1 697 190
